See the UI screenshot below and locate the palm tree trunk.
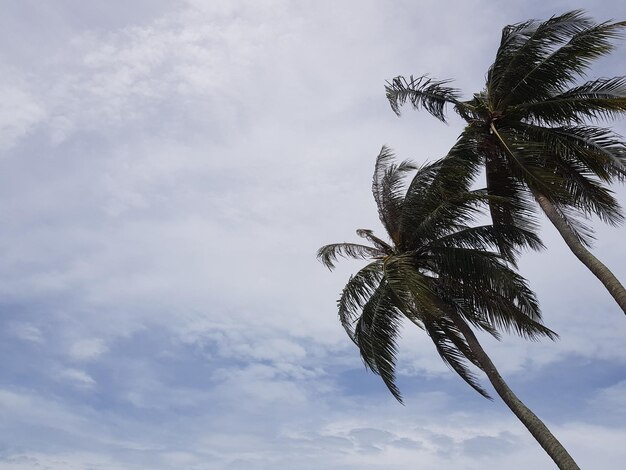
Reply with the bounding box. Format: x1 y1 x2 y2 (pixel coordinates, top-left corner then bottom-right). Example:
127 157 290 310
534 191 626 316
450 312 580 470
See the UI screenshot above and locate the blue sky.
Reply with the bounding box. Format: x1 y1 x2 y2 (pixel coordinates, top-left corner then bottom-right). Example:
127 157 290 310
1 1 626 468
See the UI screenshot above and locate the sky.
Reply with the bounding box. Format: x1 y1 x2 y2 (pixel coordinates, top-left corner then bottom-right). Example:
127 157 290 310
1 1 625 468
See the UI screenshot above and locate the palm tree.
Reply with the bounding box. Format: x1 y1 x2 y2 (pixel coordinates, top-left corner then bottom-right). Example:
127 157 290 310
318 148 579 469
385 10 626 315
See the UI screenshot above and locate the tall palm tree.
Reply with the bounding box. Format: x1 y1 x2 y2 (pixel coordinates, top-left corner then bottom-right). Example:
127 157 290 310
386 10 626 315
318 148 579 469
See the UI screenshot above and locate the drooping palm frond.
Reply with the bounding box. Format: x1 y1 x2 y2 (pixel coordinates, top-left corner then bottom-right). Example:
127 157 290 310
317 242 384 270
517 123 626 182
484 152 541 256
423 315 491 398
494 123 626 230
337 261 384 339
385 75 461 121
383 253 443 316
547 201 597 246
488 126 565 197
550 158 623 226
457 288 556 341
425 129 542 260
461 284 556 341
425 244 546 324
353 279 404 402
431 224 543 258
514 77 626 124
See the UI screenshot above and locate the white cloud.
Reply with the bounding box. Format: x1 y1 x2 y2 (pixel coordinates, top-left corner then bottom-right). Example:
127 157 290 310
0 453 128 470
68 338 108 361
57 368 97 390
10 322 43 343
589 380 626 414
0 72 45 151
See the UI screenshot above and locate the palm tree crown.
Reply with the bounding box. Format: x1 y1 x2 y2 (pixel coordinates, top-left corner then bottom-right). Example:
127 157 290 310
386 10 626 314
318 147 580 468
318 147 552 402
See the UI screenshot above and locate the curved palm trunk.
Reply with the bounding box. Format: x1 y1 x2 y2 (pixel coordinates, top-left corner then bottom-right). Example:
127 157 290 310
534 192 626 316
450 313 580 470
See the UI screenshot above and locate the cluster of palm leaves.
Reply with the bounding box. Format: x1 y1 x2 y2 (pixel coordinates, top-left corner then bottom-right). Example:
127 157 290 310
319 148 551 401
318 11 625 470
386 10 626 313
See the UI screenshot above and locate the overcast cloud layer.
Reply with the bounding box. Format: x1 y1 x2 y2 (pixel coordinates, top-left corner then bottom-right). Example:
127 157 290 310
1 1 626 468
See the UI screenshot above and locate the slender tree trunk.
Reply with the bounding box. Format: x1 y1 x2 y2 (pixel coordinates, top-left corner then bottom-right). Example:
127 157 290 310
534 192 626 316
450 312 580 470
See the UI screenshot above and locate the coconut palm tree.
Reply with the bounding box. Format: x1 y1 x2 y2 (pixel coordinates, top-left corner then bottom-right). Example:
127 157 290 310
385 10 626 315
318 147 579 469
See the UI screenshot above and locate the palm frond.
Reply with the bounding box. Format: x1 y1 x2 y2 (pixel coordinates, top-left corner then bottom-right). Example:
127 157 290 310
337 261 384 339
484 153 542 260
551 158 623 226
503 122 626 225
514 77 626 124
403 190 487 247
385 75 461 121
423 316 491 398
518 123 626 182
462 289 556 341
317 242 383 270
506 20 626 106
383 254 442 316
400 137 488 247
356 229 394 253
401 168 484 246
537 197 597 246
491 12 625 107
372 146 417 243
398 160 446 243
353 280 404 402
438 130 485 185
487 17 542 101
428 247 536 313
489 126 569 198
488 11 592 104
431 224 544 262
433 253 556 340
425 246 505 287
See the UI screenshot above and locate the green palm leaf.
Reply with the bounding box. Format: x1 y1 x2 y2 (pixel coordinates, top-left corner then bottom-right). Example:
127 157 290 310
514 77 626 124
337 261 384 339
385 75 462 121
353 280 404 402
372 146 417 244
424 316 491 398
317 242 384 270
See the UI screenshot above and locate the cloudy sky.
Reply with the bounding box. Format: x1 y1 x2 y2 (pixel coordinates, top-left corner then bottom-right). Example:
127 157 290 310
1 1 626 468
